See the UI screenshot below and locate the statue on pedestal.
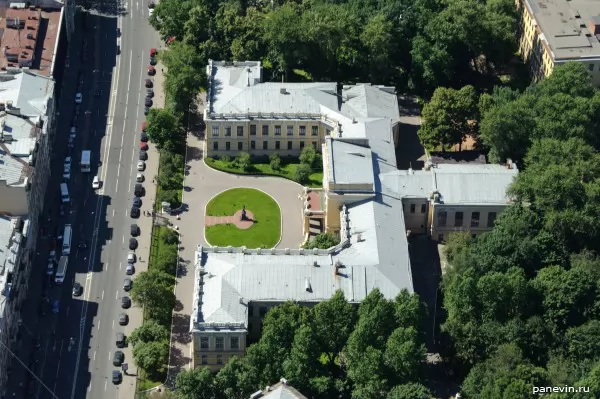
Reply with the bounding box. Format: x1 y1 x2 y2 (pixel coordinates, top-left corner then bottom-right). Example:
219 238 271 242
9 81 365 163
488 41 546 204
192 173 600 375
241 204 247 221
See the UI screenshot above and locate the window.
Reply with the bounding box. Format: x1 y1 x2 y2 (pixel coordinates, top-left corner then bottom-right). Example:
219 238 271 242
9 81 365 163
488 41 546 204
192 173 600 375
421 204 426 214
410 204 416 214
225 126 231 136
201 355 208 365
259 306 268 317
263 141 268 150
213 142 218 151
326 128 331 136
200 337 209 349
216 355 223 365
287 141 292 150
262 125 269 136
250 125 256 136
274 125 281 136
311 126 319 136
215 337 224 350
590 64 595 71
211 126 219 137
251 141 256 150
471 212 480 228
287 126 293 136
438 234 444 242
275 141 280 150
300 141 305 149
226 142 231 151
437 211 447 227
230 337 239 349
487 212 497 227
299 126 306 136
312 141 317 150
454 212 463 227
237 142 243 151
237 126 244 136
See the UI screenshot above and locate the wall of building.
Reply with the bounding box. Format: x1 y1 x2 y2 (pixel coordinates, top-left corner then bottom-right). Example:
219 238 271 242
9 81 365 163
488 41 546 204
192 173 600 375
430 204 508 242
0 184 29 215
402 198 429 235
205 119 326 158
192 331 246 371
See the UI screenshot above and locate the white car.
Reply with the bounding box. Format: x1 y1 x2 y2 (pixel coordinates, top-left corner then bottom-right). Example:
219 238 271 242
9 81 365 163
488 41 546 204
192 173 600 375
137 161 145 171
136 173 144 182
64 157 72 168
75 93 82 104
126 263 134 275
70 127 76 138
68 136 74 148
92 176 100 189
63 167 71 180
127 251 136 263
48 250 56 263
46 263 54 275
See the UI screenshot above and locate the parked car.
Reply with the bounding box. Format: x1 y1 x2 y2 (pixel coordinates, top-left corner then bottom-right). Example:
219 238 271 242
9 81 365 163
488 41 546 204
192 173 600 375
140 133 149 142
113 350 125 366
145 98 153 107
67 136 75 148
130 224 140 236
149 57 157 66
69 127 76 138
112 370 122 385
121 297 131 309
139 150 147 161
132 197 142 207
137 161 146 171
64 157 72 169
72 282 83 296
128 238 138 250
139 142 148 150
92 176 101 189
48 250 57 263
52 300 60 313
150 48 157 57
144 107 150 115
134 184 144 197
130 206 140 218
147 66 156 76
63 167 71 180
136 173 144 182
144 79 153 88
118 313 128 326
146 89 154 98
127 251 136 263
126 263 134 275
141 122 148 132
46 262 54 276
123 277 132 291
74 93 82 104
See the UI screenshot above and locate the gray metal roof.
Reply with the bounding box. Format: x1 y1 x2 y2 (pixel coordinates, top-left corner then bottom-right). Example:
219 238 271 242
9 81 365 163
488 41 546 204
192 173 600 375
0 145 27 186
0 216 21 323
340 84 401 122
432 163 518 205
524 0 600 61
380 169 433 198
260 382 308 399
0 72 53 120
327 138 374 187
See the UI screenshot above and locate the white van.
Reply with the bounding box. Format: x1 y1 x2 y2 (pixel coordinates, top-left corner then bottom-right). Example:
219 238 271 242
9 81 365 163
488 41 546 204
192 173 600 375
62 224 72 255
60 183 70 203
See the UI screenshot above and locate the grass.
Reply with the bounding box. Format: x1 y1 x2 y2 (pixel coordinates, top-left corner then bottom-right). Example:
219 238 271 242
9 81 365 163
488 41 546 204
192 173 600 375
205 188 281 248
136 225 177 392
205 157 323 188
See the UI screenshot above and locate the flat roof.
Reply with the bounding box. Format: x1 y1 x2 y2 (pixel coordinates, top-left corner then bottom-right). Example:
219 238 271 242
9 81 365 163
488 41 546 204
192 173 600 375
0 215 22 322
524 0 600 61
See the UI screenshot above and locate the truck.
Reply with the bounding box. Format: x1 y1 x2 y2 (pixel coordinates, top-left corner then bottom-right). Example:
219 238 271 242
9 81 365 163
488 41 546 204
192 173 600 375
81 150 91 172
55 256 69 284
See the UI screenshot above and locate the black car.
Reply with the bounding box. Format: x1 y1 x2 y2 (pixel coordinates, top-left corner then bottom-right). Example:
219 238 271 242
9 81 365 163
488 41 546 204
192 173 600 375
134 184 144 197
119 313 129 326
121 296 131 309
130 206 140 219
133 197 142 207
144 107 150 115
130 224 140 237
139 150 147 161
145 97 153 107
149 57 157 66
146 88 154 98
113 350 125 366
72 282 83 296
112 370 122 384
144 79 153 88
140 132 149 142
129 238 138 250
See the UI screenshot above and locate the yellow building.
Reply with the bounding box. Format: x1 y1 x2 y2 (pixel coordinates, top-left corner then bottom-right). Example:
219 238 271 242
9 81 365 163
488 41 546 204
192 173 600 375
516 0 600 85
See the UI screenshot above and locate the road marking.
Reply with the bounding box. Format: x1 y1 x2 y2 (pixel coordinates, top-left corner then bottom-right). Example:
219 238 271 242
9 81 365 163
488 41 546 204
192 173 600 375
108 351 111 361
93 351 96 361
56 360 61 378
104 380 107 391
97 320 101 330
115 175 119 191
112 320 115 329
122 235 124 244
113 209 115 217
116 290 119 300
102 290 104 300
66 306 70 316
120 262 122 270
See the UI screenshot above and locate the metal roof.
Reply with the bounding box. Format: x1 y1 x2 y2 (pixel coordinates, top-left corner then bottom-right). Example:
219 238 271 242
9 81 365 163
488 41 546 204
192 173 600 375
327 138 374 187
380 169 433 198
0 215 21 322
0 72 54 120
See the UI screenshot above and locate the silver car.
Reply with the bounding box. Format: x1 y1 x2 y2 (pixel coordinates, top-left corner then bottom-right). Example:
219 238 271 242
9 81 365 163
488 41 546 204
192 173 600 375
127 251 136 264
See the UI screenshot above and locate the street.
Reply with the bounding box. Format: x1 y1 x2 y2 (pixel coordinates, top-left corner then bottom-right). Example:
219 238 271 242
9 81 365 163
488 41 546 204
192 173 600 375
4 0 161 398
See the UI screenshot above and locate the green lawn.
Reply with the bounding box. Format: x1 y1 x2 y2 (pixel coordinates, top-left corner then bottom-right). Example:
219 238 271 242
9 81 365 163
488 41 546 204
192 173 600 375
205 188 281 248
205 157 323 188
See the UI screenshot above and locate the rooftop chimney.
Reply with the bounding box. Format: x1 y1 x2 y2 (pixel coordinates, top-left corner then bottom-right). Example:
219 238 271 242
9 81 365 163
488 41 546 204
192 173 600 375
305 278 312 292
280 87 287 94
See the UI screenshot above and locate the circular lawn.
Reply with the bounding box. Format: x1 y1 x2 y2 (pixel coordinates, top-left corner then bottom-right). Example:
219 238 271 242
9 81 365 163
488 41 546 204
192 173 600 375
205 188 281 248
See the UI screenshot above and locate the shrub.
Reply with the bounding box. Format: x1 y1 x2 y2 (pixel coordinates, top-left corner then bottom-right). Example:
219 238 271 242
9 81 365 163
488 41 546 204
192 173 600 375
293 163 311 183
303 232 340 249
269 153 281 170
236 152 252 171
221 155 232 165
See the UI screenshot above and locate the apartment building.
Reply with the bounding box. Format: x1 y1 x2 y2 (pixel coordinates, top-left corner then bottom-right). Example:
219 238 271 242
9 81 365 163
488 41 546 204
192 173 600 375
204 60 400 158
516 0 600 85
0 215 30 392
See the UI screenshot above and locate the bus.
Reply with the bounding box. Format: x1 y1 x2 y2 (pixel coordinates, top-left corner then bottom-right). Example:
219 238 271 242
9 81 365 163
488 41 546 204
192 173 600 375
55 256 68 284
62 224 72 255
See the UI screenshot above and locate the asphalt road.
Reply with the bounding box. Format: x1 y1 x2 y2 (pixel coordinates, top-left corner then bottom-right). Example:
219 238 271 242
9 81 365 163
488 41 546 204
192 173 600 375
36 2 159 399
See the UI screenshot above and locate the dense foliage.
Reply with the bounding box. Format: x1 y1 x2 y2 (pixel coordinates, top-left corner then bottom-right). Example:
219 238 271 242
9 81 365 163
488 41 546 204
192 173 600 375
149 0 518 95
174 290 431 399
440 63 600 397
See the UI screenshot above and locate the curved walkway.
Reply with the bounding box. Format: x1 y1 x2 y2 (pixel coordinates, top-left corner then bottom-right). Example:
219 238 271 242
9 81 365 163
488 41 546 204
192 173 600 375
164 133 305 378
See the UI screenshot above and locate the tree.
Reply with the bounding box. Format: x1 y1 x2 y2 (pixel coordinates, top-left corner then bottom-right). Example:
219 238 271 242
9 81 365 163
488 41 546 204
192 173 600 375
418 86 479 151
236 152 252 172
299 146 318 168
161 229 179 246
146 108 181 150
283 325 326 395
214 356 257 399
293 164 311 184
154 247 178 275
384 327 426 382
565 320 600 361
360 13 396 83
132 341 169 374
302 232 340 249
534 61 596 99
269 153 281 171
129 320 170 347
387 383 432 399
130 270 176 316
312 290 356 365
175 367 217 399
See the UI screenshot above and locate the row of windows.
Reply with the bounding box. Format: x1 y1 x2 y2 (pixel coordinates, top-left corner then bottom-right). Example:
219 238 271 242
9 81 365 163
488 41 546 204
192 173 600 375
199 336 240 350
212 124 320 137
212 141 318 151
409 203 427 214
201 354 225 365
437 211 497 228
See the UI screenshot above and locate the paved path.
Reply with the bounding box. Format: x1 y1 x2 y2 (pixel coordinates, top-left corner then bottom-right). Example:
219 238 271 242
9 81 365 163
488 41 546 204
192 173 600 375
204 210 255 230
162 122 306 376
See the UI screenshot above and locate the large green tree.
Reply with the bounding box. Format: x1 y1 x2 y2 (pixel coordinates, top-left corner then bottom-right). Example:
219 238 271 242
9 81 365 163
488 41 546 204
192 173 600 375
175 367 217 399
129 320 170 347
130 270 176 320
145 108 181 150
132 341 170 374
